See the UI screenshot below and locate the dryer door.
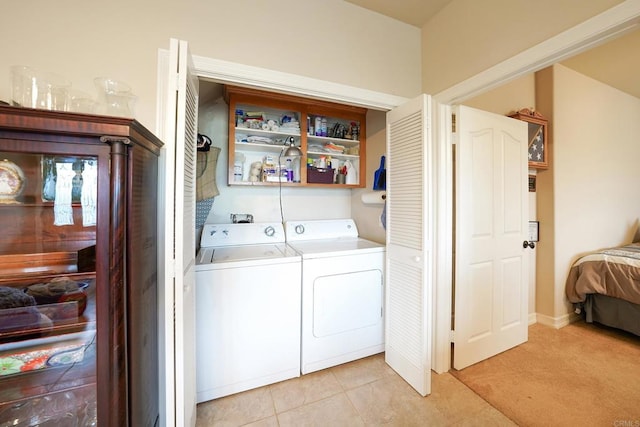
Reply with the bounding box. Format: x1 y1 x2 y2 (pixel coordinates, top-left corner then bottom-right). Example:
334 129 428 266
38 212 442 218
313 269 382 337
301 251 385 374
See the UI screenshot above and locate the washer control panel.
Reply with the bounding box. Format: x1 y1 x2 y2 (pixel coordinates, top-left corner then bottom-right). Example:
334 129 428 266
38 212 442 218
200 222 285 247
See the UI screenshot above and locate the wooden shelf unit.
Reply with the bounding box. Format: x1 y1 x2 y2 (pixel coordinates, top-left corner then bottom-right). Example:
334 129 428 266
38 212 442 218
224 85 367 188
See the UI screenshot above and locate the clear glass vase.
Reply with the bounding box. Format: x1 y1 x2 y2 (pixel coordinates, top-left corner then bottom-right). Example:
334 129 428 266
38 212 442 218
94 77 136 117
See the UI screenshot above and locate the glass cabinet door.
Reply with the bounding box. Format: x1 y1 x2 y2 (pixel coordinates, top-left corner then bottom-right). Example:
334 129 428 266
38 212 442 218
0 150 99 426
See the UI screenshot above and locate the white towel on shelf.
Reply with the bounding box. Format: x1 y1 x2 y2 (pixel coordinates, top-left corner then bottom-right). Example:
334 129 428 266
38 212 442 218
54 163 74 226
81 160 97 227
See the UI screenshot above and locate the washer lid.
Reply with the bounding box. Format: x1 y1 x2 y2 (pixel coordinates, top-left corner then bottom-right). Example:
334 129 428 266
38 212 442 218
287 237 384 257
197 243 298 264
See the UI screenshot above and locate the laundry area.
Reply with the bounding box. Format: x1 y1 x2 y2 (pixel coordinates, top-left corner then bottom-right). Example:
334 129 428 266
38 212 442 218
193 80 388 402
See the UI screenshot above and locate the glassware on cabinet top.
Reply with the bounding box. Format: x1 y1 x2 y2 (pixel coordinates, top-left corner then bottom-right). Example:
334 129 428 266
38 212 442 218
93 77 136 117
10 66 71 112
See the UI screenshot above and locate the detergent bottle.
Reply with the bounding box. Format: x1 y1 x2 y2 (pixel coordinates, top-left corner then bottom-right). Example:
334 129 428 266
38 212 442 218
345 160 357 185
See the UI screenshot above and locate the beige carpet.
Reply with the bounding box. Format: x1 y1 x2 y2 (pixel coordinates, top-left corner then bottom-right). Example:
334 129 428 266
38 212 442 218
451 321 640 427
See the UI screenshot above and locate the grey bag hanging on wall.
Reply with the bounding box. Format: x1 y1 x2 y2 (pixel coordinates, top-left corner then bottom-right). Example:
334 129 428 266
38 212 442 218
196 145 220 201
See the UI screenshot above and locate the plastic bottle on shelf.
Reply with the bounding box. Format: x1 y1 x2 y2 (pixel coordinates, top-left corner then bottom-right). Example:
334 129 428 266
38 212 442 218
345 160 357 185
234 153 245 181
318 156 327 169
292 156 301 182
315 116 322 136
321 117 327 136
285 158 293 182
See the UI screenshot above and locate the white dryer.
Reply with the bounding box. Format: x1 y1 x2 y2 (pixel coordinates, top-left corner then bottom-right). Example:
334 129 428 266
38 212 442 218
195 222 301 402
285 219 385 374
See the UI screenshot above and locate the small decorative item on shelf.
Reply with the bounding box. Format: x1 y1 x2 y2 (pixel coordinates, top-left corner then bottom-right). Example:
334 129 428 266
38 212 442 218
349 122 360 140
0 159 26 204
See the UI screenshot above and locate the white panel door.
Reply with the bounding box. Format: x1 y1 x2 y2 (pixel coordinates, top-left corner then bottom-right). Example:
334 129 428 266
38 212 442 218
453 105 528 370
165 38 199 427
385 94 433 396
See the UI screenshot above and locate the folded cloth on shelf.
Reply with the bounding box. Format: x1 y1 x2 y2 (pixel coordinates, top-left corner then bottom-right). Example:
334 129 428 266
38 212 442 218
81 160 97 227
54 162 74 226
324 142 346 153
246 136 275 144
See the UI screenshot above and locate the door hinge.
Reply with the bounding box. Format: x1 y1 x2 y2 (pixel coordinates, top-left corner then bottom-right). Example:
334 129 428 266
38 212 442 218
450 330 455 343
451 113 456 133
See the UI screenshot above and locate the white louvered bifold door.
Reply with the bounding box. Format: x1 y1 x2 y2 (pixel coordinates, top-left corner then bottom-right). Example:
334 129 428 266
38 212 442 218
385 94 433 396
166 38 199 427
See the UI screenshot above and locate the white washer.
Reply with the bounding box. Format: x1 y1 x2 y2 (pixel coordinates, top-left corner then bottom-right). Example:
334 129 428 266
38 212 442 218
195 222 301 403
285 219 385 374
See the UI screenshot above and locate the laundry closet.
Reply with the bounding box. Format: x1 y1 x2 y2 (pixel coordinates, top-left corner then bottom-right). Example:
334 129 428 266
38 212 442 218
191 80 388 402
194 81 386 236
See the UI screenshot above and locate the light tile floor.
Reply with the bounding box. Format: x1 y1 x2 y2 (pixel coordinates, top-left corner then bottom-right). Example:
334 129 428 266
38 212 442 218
196 353 515 426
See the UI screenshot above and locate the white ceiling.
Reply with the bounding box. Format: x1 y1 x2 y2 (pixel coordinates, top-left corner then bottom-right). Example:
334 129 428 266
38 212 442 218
344 0 640 99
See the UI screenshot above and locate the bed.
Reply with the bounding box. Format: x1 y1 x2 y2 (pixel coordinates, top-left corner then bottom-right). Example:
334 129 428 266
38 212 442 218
565 242 640 336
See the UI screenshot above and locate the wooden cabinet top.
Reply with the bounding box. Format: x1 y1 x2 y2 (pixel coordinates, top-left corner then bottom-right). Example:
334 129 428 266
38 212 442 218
0 106 163 155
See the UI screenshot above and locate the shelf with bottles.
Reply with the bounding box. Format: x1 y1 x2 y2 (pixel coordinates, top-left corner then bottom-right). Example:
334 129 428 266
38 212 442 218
225 85 366 188
231 150 302 186
230 102 303 186
305 113 363 186
307 115 360 145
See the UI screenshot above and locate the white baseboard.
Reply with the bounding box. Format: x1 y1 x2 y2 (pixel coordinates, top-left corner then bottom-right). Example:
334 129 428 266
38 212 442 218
534 312 579 329
528 312 537 325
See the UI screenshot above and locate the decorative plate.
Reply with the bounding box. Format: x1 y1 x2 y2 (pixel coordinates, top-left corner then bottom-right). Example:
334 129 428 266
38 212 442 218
0 159 26 204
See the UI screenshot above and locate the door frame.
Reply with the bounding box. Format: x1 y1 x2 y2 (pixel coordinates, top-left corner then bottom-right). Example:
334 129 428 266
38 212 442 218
156 4 640 422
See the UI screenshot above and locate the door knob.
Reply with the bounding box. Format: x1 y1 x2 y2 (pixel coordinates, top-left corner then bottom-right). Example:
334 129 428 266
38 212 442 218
523 240 535 249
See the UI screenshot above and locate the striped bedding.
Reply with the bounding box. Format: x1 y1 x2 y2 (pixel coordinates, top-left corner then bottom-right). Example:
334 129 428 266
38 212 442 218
565 243 640 305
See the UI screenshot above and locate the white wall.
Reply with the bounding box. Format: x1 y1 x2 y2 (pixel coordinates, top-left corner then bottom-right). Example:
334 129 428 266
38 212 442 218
537 64 640 320
351 109 387 244
0 0 421 133
420 0 624 94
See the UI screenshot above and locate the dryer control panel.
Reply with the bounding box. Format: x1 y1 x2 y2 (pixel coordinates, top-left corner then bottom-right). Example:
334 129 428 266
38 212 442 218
284 219 359 241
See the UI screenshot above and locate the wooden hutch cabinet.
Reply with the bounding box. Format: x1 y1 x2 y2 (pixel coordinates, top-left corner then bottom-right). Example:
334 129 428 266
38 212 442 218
0 106 162 426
